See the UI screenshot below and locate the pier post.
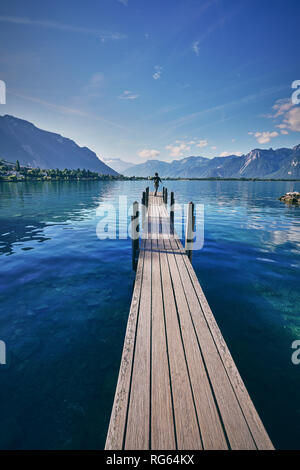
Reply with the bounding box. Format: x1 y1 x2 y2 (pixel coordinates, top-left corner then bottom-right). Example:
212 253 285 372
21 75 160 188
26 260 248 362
131 201 139 271
164 188 168 205
185 201 195 261
170 191 175 234
141 192 146 234
145 187 149 207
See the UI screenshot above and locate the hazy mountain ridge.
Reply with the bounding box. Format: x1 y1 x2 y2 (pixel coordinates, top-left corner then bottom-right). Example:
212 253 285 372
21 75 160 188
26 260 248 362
102 157 134 174
123 146 300 179
0 115 118 175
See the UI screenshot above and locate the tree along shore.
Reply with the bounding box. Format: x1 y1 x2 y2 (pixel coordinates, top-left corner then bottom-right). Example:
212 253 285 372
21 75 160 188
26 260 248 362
1 160 299 182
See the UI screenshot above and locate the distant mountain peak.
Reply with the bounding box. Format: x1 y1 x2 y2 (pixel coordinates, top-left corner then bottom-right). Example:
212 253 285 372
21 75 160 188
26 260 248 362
102 157 134 174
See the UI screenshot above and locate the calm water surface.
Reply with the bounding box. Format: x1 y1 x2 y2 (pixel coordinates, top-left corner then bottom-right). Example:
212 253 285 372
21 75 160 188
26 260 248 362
0 180 299 449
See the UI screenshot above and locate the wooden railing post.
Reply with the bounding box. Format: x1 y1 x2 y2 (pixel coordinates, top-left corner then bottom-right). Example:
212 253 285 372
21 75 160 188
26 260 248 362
131 201 139 271
170 191 175 234
145 187 149 207
185 202 195 261
141 192 146 233
164 188 168 205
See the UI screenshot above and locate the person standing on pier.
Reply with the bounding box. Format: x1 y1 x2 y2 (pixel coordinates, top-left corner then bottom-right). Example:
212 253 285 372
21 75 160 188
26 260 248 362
153 172 162 196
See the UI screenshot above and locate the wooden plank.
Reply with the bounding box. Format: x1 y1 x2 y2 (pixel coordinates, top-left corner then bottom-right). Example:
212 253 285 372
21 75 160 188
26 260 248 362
105 241 145 450
157 232 202 450
124 238 152 450
151 236 176 449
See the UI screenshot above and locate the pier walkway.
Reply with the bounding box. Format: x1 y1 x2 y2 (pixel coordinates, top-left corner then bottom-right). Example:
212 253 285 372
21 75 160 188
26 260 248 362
105 191 273 450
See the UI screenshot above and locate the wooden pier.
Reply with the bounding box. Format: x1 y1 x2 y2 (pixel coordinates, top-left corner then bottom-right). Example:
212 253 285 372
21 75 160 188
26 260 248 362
105 191 274 450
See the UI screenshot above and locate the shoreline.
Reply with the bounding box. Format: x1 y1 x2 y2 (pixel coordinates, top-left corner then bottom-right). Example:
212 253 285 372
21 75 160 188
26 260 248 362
1 177 300 183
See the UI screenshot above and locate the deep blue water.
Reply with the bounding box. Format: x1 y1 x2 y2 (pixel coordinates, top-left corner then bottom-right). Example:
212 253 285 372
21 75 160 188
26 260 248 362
0 180 299 449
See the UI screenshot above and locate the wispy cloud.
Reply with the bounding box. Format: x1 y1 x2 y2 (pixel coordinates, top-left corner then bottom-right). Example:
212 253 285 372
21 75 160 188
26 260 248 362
192 41 200 56
138 149 160 159
166 85 286 132
272 98 294 117
196 139 208 148
0 16 126 41
83 73 105 97
118 90 139 100
153 65 163 80
190 6 241 56
118 0 128 5
9 91 128 130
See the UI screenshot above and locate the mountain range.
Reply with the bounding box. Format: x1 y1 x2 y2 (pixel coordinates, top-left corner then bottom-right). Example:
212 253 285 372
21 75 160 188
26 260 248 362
123 146 300 179
1 114 299 179
0 115 117 175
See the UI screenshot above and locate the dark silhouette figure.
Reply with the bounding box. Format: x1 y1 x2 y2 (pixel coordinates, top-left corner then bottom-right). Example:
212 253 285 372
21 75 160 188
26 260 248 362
153 172 162 196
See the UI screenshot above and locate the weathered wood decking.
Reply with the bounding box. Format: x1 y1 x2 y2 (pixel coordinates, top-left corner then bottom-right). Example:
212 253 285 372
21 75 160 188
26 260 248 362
105 192 274 450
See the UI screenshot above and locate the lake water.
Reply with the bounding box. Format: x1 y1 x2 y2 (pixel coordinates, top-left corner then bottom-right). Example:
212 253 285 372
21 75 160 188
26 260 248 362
0 180 299 449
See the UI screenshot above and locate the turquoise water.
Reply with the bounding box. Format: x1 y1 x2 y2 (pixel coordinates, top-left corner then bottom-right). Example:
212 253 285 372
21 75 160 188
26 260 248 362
0 180 299 449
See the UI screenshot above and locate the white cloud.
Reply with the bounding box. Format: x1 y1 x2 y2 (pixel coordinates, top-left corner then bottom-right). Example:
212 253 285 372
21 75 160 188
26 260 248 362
192 40 200 56
280 107 300 132
196 139 208 148
211 146 217 150
118 0 128 5
138 149 160 159
281 129 289 135
264 97 300 133
164 138 208 157
165 142 190 157
220 151 242 157
153 65 163 80
251 131 279 144
118 90 139 100
0 15 126 41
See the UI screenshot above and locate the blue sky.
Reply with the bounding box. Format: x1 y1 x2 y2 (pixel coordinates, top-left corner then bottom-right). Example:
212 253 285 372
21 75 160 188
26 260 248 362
0 0 299 163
